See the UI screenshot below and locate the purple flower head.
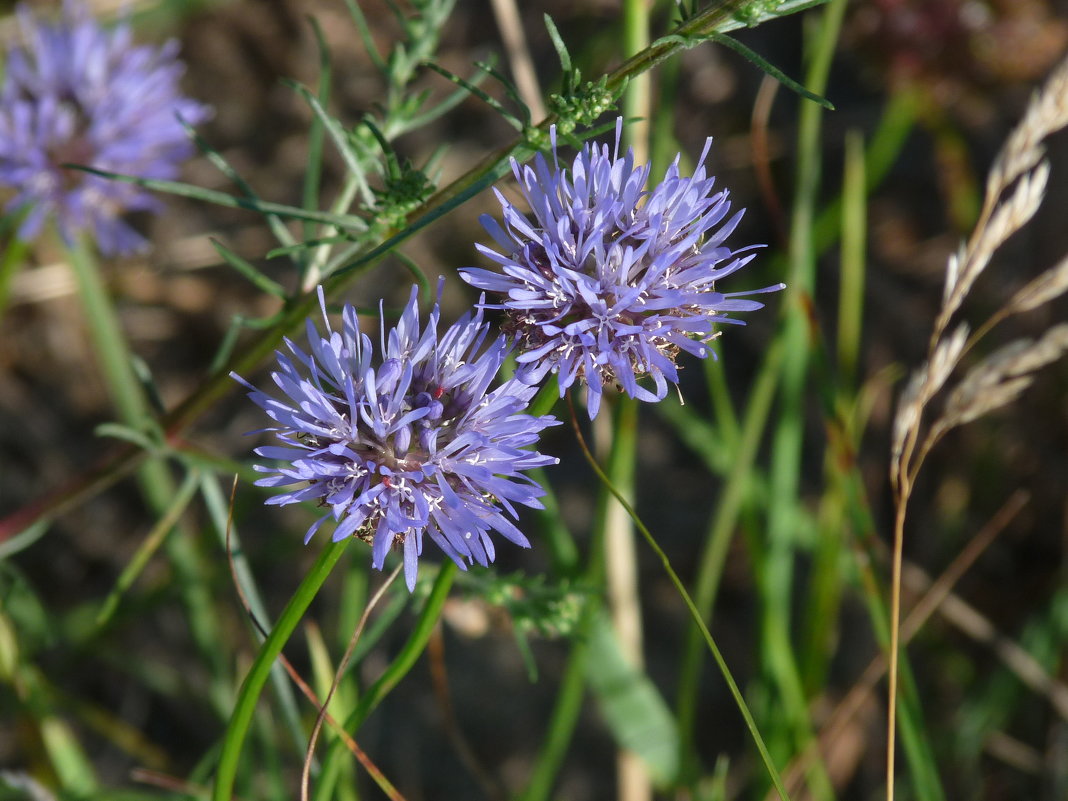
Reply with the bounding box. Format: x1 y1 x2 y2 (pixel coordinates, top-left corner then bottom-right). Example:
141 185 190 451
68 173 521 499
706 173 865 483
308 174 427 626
462 118 783 418
232 283 560 591
0 0 210 255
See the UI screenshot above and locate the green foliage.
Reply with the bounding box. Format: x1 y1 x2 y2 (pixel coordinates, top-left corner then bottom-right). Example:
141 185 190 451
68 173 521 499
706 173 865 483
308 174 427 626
3 1 1066 801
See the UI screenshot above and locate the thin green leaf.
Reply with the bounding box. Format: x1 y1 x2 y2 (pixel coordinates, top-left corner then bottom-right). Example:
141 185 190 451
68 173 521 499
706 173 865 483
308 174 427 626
198 474 308 758
66 165 368 231
209 310 287 375
212 540 351 801
95 471 200 629
475 59 532 126
543 14 575 90
285 81 373 198
360 118 401 180
403 78 488 131
569 407 792 800
311 563 456 801
93 423 158 454
210 239 287 298
716 0 831 33
331 153 519 278
346 589 410 667
390 251 432 302
0 520 50 561
342 0 385 72
267 236 352 260
422 61 524 131
178 115 300 258
708 31 834 109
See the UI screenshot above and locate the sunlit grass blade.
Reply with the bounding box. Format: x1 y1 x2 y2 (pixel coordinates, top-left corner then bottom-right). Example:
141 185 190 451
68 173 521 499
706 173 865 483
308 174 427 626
757 1 846 796
837 129 867 385
95 469 200 628
811 87 918 253
306 621 356 739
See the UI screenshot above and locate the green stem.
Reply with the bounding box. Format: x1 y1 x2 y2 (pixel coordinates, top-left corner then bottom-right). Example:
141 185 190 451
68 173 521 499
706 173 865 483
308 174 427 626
517 601 598 801
520 452 607 801
675 337 783 780
212 539 350 801
95 469 201 628
759 2 844 796
66 238 149 426
312 561 457 801
570 408 792 801
66 238 230 715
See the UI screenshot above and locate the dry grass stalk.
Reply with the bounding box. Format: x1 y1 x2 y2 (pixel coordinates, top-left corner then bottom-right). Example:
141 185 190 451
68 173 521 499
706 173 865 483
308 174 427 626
885 52 1068 801
1005 254 1068 314
938 324 1068 432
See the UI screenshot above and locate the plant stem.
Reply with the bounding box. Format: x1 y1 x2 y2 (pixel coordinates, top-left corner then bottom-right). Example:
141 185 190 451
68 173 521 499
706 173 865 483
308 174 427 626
312 562 457 801
568 403 792 801
66 238 230 715
212 539 350 801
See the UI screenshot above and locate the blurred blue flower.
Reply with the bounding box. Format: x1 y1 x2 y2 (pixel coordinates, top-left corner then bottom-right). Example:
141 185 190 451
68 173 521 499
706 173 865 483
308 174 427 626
233 284 559 591
462 119 783 418
0 0 210 255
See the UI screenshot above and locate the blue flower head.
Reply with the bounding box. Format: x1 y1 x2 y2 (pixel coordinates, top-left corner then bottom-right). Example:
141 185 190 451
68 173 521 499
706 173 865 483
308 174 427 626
462 119 783 418
233 284 559 591
0 0 210 255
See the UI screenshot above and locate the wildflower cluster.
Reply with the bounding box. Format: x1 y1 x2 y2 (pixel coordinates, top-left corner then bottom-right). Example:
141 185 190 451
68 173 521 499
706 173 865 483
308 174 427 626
462 121 782 418
233 286 559 591
239 119 779 584
0 0 209 255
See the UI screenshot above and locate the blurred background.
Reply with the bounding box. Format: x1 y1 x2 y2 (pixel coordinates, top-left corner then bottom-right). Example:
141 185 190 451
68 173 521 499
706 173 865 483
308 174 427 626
2 1 1068 799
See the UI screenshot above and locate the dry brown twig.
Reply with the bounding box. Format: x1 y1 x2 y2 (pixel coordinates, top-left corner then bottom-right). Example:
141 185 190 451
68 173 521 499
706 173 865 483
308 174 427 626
886 53 1068 801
